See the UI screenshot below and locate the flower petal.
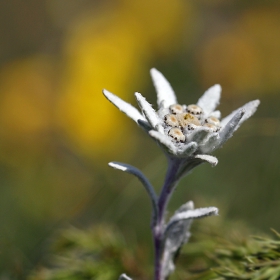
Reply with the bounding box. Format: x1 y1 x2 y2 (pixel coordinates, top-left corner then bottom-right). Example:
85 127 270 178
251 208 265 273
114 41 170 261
195 154 218 166
221 100 260 128
177 142 197 157
197 84 221 117
103 89 145 123
135 92 162 130
150 68 177 109
217 109 245 149
188 127 212 145
149 130 177 154
200 132 220 153
209 110 221 119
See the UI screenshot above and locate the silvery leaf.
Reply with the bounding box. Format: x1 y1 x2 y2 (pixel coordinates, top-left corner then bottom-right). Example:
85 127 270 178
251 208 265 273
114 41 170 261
164 201 195 243
161 201 194 279
108 162 158 219
150 68 177 109
118 274 132 280
162 204 218 279
103 89 145 123
197 84 221 117
166 206 218 230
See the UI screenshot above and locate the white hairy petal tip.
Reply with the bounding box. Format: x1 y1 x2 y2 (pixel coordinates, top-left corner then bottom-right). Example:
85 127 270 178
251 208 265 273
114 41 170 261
240 99 260 124
150 68 177 109
221 99 260 128
197 84 221 117
217 109 245 149
103 89 145 123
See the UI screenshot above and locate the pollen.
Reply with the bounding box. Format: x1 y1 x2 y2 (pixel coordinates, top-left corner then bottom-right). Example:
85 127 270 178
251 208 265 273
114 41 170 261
169 104 184 114
203 123 220 132
164 114 179 127
205 116 220 126
177 113 201 127
187 104 203 116
168 128 186 142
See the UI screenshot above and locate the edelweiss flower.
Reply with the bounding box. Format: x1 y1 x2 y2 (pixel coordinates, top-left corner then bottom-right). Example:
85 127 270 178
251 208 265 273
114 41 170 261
103 68 259 169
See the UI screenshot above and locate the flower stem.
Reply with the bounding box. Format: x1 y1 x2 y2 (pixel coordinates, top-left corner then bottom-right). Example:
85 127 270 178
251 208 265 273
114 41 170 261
153 157 182 280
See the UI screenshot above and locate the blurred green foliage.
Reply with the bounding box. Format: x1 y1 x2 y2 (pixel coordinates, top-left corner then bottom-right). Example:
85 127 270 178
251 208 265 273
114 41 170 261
176 217 280 280
0 0 280 278
27 225 151 280
27 215 280 280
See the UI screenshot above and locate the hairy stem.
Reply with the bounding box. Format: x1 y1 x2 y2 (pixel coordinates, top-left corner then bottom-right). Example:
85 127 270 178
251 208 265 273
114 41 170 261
153 157 182 280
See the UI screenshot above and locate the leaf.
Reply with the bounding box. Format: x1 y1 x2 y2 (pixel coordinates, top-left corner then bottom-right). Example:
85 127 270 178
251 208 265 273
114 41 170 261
161 203 218 280
161 201 195 280
166 207 219 230
118 274 132 280
108 162 158 221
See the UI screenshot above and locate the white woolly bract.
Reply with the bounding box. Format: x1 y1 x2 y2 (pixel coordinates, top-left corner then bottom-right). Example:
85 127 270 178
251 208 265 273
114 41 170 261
150 68 177 108
195 154 218 166
103 89 144 123
197 84 221 117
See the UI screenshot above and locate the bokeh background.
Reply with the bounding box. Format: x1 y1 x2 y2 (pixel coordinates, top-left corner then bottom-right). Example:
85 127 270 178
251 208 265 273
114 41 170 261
0 0 280 278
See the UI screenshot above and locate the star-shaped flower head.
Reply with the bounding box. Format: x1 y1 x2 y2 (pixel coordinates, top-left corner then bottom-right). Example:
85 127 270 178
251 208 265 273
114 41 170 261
103 68 260 168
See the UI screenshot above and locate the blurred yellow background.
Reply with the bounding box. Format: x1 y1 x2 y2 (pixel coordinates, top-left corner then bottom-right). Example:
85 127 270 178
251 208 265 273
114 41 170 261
0 0 280 278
